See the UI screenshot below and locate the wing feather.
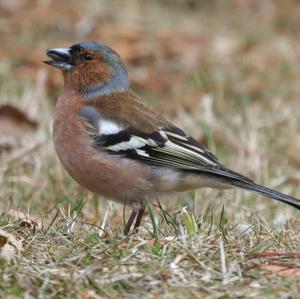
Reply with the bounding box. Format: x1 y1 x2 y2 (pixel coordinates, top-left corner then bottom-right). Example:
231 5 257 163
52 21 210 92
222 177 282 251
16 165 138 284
92 124 252 184
78 106 251 184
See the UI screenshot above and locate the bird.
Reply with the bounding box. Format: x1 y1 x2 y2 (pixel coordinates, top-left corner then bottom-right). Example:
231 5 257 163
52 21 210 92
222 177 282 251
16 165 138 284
45 41 300 235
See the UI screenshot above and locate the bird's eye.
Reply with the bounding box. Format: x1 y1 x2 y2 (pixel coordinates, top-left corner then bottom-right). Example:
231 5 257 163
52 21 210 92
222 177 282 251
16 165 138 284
83 53 94 61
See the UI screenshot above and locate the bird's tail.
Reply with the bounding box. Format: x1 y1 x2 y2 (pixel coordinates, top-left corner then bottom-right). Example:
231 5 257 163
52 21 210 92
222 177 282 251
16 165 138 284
230 180 300 210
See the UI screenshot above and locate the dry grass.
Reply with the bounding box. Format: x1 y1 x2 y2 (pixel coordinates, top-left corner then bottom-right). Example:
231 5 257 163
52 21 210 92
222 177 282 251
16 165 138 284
1 0 300 298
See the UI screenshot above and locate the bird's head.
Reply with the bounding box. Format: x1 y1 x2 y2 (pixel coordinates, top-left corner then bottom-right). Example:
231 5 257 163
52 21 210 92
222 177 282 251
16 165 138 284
45 41 129 96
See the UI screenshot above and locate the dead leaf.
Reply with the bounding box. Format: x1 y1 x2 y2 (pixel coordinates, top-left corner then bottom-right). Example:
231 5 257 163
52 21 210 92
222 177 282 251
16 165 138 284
263 264 300 276
0 104 37 132
8 209 42 233
247 252 300 259
160 269 171 282
77 290 99 299
0 104 38 155
0 234 8 246
0 229 22 262
147 239 172 246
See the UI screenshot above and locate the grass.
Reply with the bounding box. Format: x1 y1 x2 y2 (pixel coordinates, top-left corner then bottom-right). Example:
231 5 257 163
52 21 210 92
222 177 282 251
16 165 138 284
1 0 300 298
1 206 300 298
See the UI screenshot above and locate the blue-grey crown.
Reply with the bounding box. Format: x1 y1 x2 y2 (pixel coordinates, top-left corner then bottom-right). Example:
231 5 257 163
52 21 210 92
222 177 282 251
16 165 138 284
71 41 122 68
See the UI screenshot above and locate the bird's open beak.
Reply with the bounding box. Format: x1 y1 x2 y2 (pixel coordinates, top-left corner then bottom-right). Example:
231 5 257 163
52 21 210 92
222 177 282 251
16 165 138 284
44 48 73 70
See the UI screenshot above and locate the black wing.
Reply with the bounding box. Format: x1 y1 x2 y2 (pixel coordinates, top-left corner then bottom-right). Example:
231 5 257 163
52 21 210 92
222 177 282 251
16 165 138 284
93 125 253 184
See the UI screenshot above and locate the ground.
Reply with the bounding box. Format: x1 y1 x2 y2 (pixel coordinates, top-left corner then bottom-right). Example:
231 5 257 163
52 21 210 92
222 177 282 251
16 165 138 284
1 0 300 298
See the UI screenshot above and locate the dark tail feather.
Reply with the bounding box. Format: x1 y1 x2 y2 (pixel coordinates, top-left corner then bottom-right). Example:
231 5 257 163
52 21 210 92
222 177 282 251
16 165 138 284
230 180 300 210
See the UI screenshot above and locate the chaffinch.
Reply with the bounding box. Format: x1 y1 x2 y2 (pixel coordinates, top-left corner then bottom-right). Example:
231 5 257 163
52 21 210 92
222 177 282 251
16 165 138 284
45 41 300 234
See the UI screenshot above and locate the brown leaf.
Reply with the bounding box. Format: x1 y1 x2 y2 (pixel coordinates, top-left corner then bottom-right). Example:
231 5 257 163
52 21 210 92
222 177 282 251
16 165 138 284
263 264 300 276
77 290 98 299
0 104 38 155
8 209 42 233
0 234 8 247
147 239 172 246
0 104 37 130
0 229 22 262
247 252 300 259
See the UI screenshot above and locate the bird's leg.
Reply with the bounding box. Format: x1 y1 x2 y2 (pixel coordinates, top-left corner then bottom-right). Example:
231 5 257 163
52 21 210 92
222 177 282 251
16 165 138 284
124 209 138 235
133 206 146 233
124 199 145 235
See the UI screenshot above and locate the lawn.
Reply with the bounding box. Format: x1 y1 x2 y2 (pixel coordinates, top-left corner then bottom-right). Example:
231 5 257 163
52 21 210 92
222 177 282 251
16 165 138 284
1 1 300 298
